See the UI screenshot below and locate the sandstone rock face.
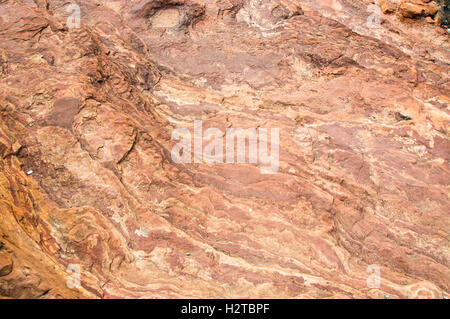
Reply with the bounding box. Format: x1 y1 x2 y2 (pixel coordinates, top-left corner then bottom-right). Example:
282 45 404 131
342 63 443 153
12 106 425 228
399 0 438 19
0 0 448 298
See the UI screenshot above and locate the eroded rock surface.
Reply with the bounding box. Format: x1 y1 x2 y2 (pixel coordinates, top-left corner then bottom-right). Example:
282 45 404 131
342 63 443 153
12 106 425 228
0 0 448 298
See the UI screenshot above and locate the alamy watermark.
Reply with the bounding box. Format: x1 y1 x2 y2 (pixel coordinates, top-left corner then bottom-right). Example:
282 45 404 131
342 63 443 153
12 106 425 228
311 1 382 29
366 264 381 289
66 264 81 289
367 3 382 29
171 120 279 174
66 3 81 29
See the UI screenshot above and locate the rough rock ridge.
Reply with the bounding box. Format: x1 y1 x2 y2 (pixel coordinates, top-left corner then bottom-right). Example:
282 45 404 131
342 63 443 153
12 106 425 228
0 0 448 298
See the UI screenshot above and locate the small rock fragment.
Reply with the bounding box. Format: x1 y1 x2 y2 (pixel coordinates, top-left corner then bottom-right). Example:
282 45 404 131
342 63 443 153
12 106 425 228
379 0 398 14
2 142 22 158
395 112 412 121
295 115 304 125
399 0 438 19
11 142 22 155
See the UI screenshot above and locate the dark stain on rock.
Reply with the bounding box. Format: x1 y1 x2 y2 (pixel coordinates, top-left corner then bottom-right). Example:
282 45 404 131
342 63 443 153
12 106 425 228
0 252 13 277
45 98 79 131
395 112 412 121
